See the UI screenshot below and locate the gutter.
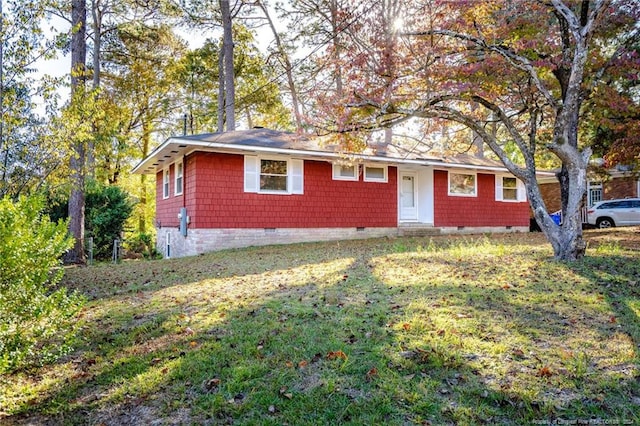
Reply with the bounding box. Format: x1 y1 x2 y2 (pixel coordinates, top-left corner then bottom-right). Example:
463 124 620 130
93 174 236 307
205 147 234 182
133 136 555 177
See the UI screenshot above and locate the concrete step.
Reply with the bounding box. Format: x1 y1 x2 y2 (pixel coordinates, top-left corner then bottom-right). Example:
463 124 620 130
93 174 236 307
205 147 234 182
397 226 441 237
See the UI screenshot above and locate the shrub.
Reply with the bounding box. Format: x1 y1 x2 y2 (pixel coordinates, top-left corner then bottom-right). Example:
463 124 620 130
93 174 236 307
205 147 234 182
85 182 134 260
125 232 160 259
0 195 84 373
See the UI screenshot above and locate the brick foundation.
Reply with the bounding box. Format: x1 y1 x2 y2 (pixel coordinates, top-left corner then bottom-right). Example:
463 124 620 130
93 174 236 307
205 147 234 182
157 225 529 258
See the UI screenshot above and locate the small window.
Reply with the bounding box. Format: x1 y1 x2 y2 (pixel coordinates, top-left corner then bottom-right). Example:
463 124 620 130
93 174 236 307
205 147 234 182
260 159 288 192
163 169 170 199
496 175 526 202
175 161 184 196
333 163 358 181
502 177 517 200
449 172 476 196
364 164 387 182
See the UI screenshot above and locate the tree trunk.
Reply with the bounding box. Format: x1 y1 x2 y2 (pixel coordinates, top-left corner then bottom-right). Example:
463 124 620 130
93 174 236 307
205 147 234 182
217 40 225 132
139 119 151 234
66 0 87 264
220 0 235 131
330 0 343 97
257 1 303 131
245 106 253 129
86 0 103 174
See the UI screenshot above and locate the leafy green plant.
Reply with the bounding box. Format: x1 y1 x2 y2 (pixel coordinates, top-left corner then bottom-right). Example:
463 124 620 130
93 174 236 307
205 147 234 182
125 232 160 259
85 182 134 260
0 195 84 373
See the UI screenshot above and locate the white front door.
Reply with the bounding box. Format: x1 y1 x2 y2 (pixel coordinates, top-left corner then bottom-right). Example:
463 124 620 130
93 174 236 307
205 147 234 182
400 173 418 221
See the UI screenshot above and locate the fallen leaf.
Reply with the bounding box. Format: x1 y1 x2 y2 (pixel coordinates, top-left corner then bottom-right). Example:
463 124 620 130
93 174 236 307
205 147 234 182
189 341 198 348
285 361 294 368
279 386 293 399
184 327 195 335
537 366 554 377
298 360 308 369
203 378 220 392
609 316 617 323
436 329 445 336
326 350 348 360
512 349 525 359
365 367 378 381
402 323 411 331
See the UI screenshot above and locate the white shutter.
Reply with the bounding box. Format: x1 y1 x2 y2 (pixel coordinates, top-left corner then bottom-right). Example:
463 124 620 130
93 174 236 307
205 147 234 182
244 156 259 192
517 179 527 201
495 175 503 201
290 159 304 194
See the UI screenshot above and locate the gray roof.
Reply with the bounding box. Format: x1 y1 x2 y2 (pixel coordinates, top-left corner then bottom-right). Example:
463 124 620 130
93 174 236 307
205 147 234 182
132 128 530 175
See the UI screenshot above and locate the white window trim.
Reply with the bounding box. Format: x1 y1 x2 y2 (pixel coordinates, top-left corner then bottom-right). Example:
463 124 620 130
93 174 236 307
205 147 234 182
244 155 304 195
363 164 388 183
448 171 477 197
174 160 184 196
332 163 359 181
495 174 526 202
162 168 170 199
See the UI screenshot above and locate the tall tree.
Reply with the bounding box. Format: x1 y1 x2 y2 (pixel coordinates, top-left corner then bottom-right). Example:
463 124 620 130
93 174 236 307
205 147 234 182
66 0 88 263
256 1 302 130
319 0 638 261
102 22 187 233
219 0 235 130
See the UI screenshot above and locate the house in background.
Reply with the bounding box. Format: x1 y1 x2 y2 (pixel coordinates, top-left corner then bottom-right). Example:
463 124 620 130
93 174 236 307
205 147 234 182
538 164 640 224
133 128 535 258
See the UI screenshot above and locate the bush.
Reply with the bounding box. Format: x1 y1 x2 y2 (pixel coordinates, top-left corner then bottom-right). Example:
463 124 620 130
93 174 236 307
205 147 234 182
85 182 134 260
0 196 84 373
125 232 160 259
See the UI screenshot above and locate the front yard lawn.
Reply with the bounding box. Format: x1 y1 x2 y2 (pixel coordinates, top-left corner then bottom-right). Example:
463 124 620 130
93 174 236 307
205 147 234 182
1 229 639 425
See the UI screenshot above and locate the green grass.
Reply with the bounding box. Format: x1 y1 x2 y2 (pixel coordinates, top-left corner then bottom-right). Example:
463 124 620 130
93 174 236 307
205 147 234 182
2 229 640 425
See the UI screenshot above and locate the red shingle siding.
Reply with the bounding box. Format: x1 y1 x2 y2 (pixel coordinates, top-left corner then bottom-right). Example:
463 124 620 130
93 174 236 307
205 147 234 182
187 152 397 228
155 163 185 227
433 170 530 227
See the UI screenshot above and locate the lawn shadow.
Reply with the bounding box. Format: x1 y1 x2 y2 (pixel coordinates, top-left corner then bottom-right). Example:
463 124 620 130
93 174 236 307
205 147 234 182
3 234 640 425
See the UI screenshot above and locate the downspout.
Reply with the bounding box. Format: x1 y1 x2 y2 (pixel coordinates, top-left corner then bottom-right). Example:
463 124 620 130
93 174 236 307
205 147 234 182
179 154 189 238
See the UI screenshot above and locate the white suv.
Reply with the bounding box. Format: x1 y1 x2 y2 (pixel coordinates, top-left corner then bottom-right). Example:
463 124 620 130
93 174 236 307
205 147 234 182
587 198 640 228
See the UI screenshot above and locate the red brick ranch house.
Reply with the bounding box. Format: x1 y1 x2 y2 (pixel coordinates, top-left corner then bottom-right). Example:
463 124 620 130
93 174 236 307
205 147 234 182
133 128 537 258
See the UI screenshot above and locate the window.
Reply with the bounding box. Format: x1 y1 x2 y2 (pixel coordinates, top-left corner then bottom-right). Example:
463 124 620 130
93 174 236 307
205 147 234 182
163 168 170 199
600 200 632 209
244 155 304 195
501 177 518 200
333 163 358 181
449 172 476 196
495 175 526 202
364 164 387 182
175 161 184 195
260 159 288 191
587 182 602 207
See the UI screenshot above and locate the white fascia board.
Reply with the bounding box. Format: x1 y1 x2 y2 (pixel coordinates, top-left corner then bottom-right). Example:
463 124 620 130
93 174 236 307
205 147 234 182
132 136 554 178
